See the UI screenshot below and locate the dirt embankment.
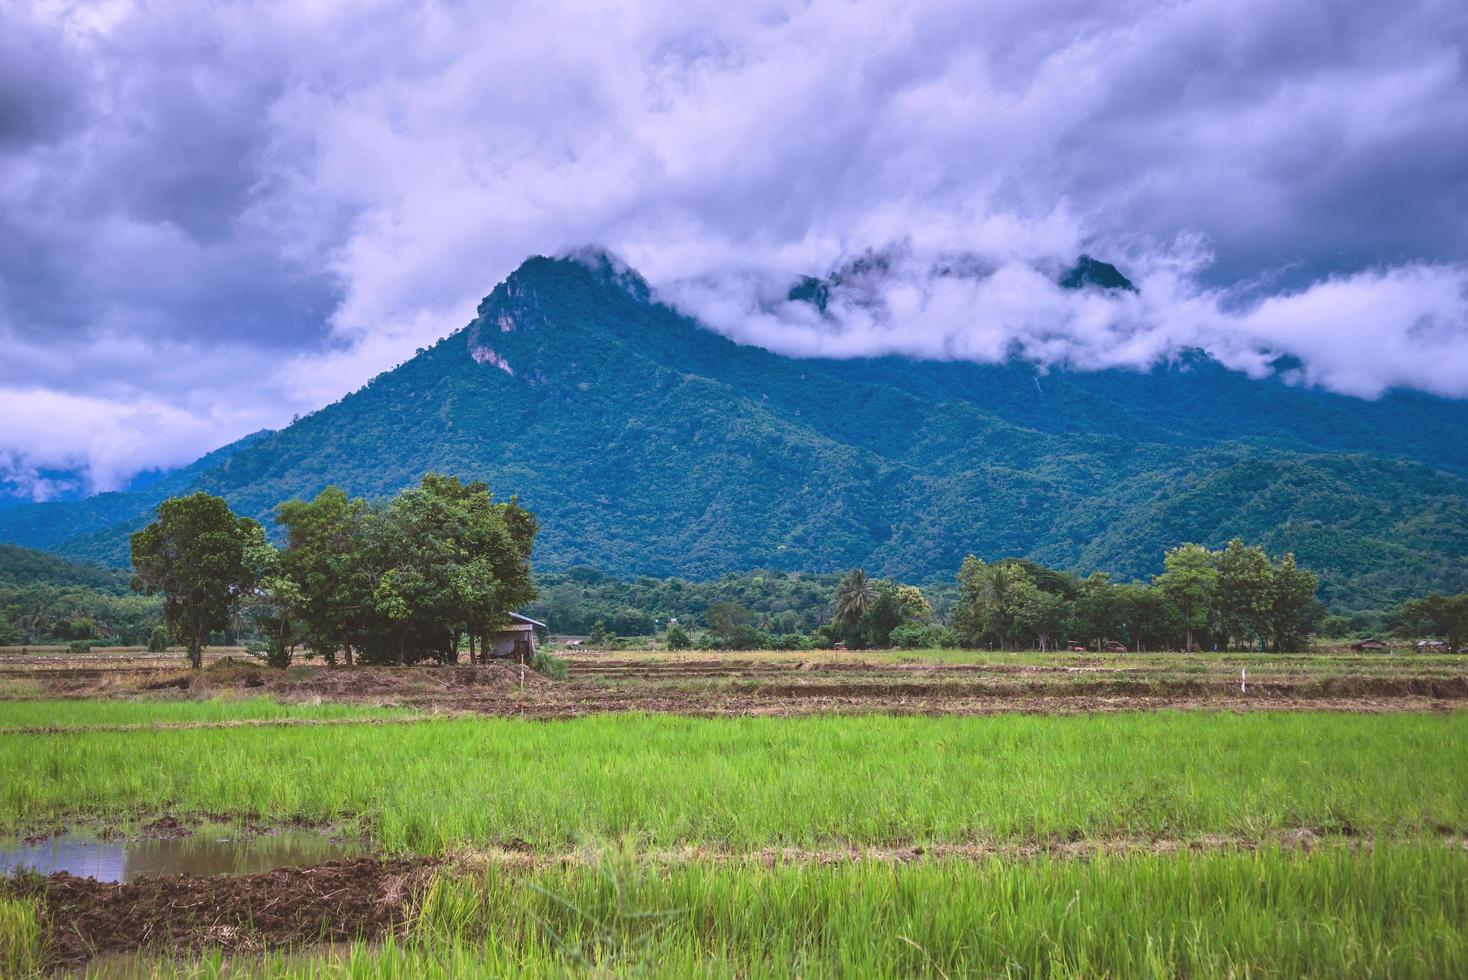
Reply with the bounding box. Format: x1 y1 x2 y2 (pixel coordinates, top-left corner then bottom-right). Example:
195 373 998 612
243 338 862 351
6 857 435 965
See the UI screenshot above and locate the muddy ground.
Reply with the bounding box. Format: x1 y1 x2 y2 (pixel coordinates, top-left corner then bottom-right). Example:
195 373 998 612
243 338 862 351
1 648 1466 717
4 856 435 966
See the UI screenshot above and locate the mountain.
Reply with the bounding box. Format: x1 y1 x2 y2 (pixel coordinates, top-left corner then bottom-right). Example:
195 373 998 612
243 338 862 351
0 542 131 593
2 251 1465 614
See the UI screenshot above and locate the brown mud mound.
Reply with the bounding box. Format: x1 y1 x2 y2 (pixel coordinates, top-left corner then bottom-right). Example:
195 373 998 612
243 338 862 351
8 856 435 965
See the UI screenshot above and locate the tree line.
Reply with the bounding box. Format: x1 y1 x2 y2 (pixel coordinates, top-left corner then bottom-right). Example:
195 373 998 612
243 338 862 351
129 474 536 668
944 541 1320 652
646 541 1324 652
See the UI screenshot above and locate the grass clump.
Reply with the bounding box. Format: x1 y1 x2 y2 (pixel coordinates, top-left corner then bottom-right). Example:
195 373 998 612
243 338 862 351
529 651 567 680
0 897 42 978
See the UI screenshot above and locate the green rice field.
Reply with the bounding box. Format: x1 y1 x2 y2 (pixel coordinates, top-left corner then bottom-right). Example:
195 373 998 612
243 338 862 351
2 711 1463 850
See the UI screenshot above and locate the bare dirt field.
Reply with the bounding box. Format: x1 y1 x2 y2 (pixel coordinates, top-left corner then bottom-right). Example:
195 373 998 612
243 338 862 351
2 646 1465 718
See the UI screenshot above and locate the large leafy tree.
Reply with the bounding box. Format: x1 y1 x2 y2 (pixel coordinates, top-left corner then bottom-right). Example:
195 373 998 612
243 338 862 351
952 558 1034 650
1215 539 1275 650
1017 587 1070 652
1267 553 1320 652
1156 543 1218 652
130 493 261 668
276 487 373 665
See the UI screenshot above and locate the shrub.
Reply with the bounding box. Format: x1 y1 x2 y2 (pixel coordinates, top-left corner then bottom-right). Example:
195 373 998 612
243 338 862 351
770 632 812 651
147 626 171 653
665 623 692 650
890 623 959 650
66 639 93 654
530 651 568 680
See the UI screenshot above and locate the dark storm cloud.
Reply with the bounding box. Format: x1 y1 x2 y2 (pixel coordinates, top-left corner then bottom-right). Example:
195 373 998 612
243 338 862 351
1 0 1466 499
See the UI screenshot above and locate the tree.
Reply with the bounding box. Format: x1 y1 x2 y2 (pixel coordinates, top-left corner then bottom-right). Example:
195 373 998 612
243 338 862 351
146 625 170 653
1156 543 1218 651
1398 591 1468 653
976 562 1031 650
664 621 692 650
704 601 751 643
858 582 906 648
951 558 1034 649
951 557 989 647
1214 539 1274 650
833 569 876 626
1266 553 1319 652
275 487 372 666
894 585 932 623
1017 587 1070 652
130 493 261 669
1073 573 1122 650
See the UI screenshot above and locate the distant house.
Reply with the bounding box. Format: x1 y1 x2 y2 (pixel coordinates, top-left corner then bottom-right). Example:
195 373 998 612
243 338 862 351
1417 639 1447 652
1350 638 1389 651
1104 641 1129 653
488 612 545 660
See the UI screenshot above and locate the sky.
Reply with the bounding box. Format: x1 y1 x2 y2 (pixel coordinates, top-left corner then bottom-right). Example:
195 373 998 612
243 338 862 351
2 0 1467 500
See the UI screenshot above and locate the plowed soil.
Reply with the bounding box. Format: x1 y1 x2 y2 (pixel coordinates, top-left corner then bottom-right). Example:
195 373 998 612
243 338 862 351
3 649 1466 718
5 856 434 965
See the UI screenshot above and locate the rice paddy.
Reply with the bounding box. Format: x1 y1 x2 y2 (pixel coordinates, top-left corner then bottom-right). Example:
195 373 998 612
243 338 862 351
2 711 1463 852
1 651 1464 976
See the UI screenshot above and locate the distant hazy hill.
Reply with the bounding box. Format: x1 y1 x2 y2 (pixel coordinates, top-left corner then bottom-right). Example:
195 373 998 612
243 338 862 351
2 251 1465 614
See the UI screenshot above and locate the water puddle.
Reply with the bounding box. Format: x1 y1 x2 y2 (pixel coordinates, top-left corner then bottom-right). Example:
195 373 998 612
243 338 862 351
0 826 362 882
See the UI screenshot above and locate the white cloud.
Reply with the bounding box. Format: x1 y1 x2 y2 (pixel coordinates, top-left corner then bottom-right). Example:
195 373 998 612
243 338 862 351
1 0 1466 497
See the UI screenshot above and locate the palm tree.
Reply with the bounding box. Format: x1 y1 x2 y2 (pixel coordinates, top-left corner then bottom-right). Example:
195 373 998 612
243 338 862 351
833 569 877 626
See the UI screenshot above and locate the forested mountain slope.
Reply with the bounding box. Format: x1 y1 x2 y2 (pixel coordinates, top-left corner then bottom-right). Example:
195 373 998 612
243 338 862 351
2 251 1464 615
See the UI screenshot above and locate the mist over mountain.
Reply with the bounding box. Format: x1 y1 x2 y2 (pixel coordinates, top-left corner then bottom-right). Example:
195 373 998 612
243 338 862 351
1 251 1464 614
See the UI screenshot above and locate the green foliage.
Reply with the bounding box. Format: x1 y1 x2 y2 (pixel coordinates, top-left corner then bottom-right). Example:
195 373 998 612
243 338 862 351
663 622 691 650
130 493 261 668
270 476 538 665
65 639 92 653
529 651 567 680
949 542 1320 652
1157 544 1219 651
3 255 1464 618
890 622 948 649
1397 591 1468 651
0 897 42 979
526 568 841 638
146 625 170 653
0 543 161 646
833 569 876 626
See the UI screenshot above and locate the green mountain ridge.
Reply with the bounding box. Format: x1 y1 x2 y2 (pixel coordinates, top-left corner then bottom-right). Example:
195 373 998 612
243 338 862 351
1 251 1465 614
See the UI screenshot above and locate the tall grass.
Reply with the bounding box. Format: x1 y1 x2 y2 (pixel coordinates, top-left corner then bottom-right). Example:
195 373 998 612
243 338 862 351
97 845 1468 978
0 697 412 730
2 712 1462 851
0 897 42 978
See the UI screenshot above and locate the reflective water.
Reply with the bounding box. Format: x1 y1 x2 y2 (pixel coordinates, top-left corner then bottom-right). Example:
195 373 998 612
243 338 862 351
0 828 361 882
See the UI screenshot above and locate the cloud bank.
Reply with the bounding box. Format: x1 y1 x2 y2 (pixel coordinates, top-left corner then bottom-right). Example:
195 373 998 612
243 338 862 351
1 0 1466 498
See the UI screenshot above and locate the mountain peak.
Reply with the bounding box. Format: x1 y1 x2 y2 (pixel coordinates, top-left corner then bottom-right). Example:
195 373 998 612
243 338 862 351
1061 255 1137 292
554 244 652 302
